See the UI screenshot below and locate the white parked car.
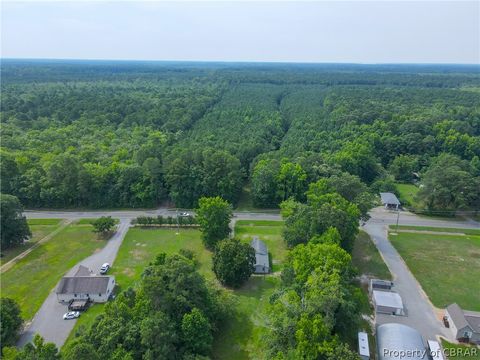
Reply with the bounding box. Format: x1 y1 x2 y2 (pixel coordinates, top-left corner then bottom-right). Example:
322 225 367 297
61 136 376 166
179 212 190 217
100 263 110 274
63 311 80 320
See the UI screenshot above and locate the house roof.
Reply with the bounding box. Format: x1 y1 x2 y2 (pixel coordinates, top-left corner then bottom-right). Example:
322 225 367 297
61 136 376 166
57 276 112 295
373 290 404 310
250 237 269 269
447 303 470 330
427 340 445 360
250 237 268 255
448 303 480 333
380 192 401 205
74 265 92 277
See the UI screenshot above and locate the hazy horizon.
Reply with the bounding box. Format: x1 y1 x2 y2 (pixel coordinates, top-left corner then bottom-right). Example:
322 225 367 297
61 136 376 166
2 1 479 64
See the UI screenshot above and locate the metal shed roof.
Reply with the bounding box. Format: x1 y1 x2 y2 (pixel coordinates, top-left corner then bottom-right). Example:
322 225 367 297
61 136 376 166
377 323 426 360
358 332 370 357
380 192 401 205
373 290 404 310
250 237 268 255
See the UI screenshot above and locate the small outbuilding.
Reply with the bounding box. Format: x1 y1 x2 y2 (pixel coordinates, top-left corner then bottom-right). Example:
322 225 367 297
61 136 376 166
372 290 404 316
380 192 401 210
376 323 426 360
427 340 445 360
250 237 270 274
369 279 394 294
445 303 480 344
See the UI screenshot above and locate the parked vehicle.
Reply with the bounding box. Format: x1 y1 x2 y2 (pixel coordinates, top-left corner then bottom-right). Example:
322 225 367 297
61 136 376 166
63 311 80 320
100 263 110 274
179 212 190 217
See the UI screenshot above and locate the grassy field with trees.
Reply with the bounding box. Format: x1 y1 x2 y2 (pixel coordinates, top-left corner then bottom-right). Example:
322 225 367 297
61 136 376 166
389 227 480 310
0 218 63 265
1 221 107 319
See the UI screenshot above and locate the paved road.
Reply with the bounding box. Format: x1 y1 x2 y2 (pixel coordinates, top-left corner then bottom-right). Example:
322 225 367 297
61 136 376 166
17 219 131 348
363 208 479 342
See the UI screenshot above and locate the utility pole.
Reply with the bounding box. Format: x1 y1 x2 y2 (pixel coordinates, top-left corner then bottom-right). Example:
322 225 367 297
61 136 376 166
395 208 400 231
176 208 179 235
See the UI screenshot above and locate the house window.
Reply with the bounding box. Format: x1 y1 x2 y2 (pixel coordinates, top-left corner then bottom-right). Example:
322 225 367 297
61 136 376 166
74 294 77 298
99 293 101 296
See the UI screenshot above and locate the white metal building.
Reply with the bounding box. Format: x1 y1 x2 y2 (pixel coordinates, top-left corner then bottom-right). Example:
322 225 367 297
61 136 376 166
373 290 405 315
358 331 370 360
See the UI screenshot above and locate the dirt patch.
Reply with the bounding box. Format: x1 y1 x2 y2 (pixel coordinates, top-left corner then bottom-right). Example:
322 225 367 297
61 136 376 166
122 267 135 277
130 249 147 260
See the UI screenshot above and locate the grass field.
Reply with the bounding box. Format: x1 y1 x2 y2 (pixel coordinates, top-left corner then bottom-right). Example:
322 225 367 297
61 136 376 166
441 340 480 360
352 231 391 280
67 221 286 358
0 219 63 265
391 225 480 236
395 183 419 207
1 221 107 320
389 228 480 311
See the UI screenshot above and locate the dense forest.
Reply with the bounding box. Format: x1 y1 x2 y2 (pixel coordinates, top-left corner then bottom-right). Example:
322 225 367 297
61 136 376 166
1 60 480 211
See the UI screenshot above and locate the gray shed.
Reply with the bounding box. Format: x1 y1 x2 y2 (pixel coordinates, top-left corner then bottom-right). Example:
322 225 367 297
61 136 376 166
250 237 270 274
380 192 401 210
377 323 426 360
372 290 404 315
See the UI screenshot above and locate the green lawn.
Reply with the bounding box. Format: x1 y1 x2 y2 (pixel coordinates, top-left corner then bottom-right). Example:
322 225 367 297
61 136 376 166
112 227 213 291
67 222 286 358
352 231 391 280
235 220 286 272
389 228 480 310
391 225 480 236
1 221 107 320
395 183 419 207
441 340 480 360
0 219 64 266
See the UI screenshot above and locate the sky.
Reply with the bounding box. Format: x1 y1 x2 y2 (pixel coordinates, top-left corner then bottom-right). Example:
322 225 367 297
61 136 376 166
1 1 479 64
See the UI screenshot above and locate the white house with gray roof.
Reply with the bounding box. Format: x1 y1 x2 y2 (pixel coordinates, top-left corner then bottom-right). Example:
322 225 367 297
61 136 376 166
56 265 115 303
445 303 480 344
250 237 270 274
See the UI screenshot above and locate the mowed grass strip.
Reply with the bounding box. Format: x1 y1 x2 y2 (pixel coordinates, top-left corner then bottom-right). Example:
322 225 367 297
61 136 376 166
389 230 480 311
1 222 107 320
391 225 480 236
0 219 64 266
212 220 286 358
352 231 392 280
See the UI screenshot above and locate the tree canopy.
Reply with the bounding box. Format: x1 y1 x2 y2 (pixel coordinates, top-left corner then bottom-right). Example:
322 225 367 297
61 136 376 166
196 197 233 250
0 194 31 250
